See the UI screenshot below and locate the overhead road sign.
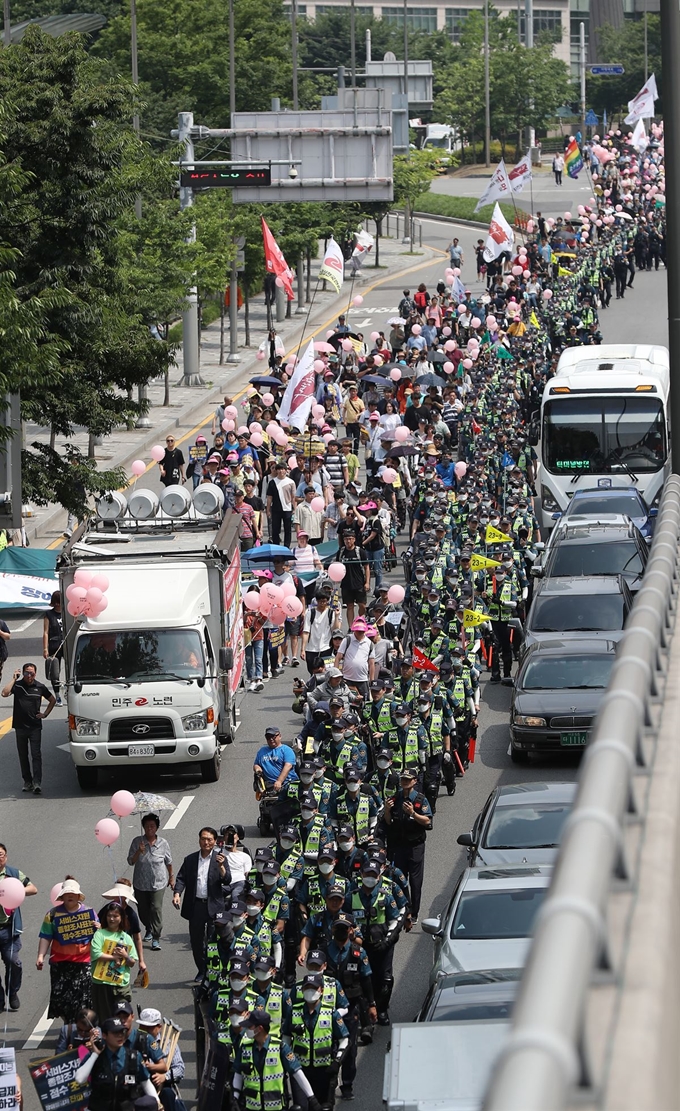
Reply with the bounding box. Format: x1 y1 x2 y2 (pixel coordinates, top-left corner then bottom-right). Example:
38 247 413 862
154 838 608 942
587 64 625 75
180 168 271 188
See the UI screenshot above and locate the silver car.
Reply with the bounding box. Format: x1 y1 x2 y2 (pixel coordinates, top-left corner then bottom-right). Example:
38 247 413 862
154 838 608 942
421 866 552 985
457 782 577 867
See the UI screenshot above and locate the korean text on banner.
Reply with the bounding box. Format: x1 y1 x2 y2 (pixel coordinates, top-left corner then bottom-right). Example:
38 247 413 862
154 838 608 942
474 160 511 213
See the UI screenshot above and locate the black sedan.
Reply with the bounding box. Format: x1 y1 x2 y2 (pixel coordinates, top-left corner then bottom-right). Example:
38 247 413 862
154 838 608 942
457 781 577 866
509 639 616 763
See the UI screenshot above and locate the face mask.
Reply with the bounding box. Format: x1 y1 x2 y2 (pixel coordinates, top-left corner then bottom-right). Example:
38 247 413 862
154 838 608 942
319 862 334 875
230 976 248 991
232 914 247 928
255 970 272 983
303 989 322 1004
425 496 434 505
256 861 265 872
377 758 391 770
338 840 354 853
346 781 360 793
263 878 276 890
344 730 355 740
300 773 314 785
480 516 489 525
418 702 430 713
415 573 425 581
241 1030 255 1043
395 716 409 727
280 837 295 850
301 809 315 822
246 905 260 918
362 875 379 889
313 769 324 780
230 1014 246 1027
332 730 344 742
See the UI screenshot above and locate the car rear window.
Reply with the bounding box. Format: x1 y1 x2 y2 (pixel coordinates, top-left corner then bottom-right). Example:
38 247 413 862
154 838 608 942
485 804 571 849
521 655 614 690
450 889 546 940
431 1001 515 1023
530 594 624 632
550 541 643 577
570 495 643 517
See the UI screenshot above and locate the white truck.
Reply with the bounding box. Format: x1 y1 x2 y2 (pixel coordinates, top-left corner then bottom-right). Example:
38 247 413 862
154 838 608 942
383 1021 510 1110
58 488 245 789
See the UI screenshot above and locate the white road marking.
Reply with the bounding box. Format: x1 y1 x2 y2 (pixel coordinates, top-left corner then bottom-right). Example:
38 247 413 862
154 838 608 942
57 742 70 752
507 743 512 755
12 617 37 633
23 1005 55 1051
233 720 242 732
163 794 194 830
357 317 373 326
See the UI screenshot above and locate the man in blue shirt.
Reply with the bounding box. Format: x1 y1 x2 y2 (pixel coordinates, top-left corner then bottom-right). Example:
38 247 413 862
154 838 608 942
253 726 299 790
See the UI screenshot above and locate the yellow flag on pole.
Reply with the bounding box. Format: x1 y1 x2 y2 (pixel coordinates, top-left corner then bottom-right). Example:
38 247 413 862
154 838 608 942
485 524 513 544
469 553 502 571
463 609 490 628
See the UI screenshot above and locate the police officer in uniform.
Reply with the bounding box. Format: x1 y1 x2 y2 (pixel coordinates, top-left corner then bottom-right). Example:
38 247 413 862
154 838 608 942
283 974 349 1108
74 1015 157 1110
485 565 518 684
383 768 433 924
323 917 376 1100
233 1007 323 1111
346 859 402 1027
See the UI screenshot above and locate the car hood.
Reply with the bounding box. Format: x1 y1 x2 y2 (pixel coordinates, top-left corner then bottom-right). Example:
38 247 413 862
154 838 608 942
523 630 624 654
475 847 560 867
513 688 607 718
438 938 532 975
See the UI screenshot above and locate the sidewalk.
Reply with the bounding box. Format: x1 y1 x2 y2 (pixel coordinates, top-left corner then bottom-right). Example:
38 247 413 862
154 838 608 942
25 233 440 548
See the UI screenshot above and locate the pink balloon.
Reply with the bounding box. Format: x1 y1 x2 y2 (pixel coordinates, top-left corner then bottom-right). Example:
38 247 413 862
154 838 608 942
259 594 274 615
390 368 402 382
150 445 165 462
462 358 473 370
311 496 325 513
266 422 279 436
250 422 263 433
86 587 103 606
95 818 120 847
282 596 303 618
394 426 410 443
131 460 146 477
486 315 497 328
452 267 461 277
269 605 286 627
273 430 288 447
262 583 284 605
382 467 397 484
373 355 383 366
411 324 422 336
341 339 353 352
526 220 534 233
352 295 363 307
67 600 84 617
70 586 87 602
323 433 333 444
313 360 325 374
454 461 467 478
523 269 531 279
564 211 572 220
97 595 109 613
0 877 25 910
225 406 238 419
110 790 136 817
90 574 109 593
471 317 481 329
370 331 380 341
512 266 523 277
287 455 298 470
457 304 466 315
244 590 261 610
280 581 297 598
312 404 325 418
326 330 334 339
542 289 553 300
387 584 405 604
444 339 456 352
238 426 249 436
250 432 263 447
50 882 64 906
328 562 347 583
222 419 235 432
256 350 266 361
443 361 454 374
442 327 452 337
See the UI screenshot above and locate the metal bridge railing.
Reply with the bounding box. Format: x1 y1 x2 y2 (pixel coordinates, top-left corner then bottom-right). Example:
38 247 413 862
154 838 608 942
483 475 680 1111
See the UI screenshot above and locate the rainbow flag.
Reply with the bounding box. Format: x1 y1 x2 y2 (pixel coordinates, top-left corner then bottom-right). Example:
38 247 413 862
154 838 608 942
564 138 583 179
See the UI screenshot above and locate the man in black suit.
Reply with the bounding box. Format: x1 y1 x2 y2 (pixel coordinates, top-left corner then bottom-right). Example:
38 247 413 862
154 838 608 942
172 826 231 978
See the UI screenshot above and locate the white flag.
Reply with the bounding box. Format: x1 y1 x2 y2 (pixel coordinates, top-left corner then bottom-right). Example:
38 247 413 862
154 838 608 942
277 340 316 431
631 118 648 154
318 238 345 294
451 276 467 303
508 153 532 195
625 74 658 125
474 160 511 213
348 228 375 274
483 203 514 263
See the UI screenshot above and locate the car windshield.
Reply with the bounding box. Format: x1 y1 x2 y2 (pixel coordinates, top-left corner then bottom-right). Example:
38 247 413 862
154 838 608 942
431 1001 515 1022
485 804 571 849
74 630 205 681
550 541 643 577
520 654 614 690
450 889 546 940
569 494 645 518
544 395 666 475
529 594 624 632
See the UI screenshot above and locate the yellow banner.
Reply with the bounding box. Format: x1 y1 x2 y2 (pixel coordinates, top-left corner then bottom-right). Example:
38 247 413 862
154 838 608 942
463 609 489 628
469 553 501 570
485 525 513 544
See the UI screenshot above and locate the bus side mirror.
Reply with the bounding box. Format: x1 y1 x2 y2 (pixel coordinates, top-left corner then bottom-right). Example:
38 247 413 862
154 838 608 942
219 647 233 671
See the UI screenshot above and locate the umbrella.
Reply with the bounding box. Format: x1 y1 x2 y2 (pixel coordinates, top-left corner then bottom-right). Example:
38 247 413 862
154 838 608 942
430 351 447 363
132 791 177 814
387 316 407 326
249 375 282 388
360 374 389 386
416 373 446 387
387 445 420 458
314 341 334 353
242 544 295 564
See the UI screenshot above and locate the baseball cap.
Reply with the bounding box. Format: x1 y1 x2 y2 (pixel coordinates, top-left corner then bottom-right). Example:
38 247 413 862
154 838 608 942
326 882 346 898
265 726 281 737
229 997 249 1014
306 950 327 969
351 618 368 632
300 790 318 809
113 1000 134 1016
344 763 363 781
333 912 354 927
369 411 380 420
279 824 298 840
369 679 385 691
229 900 248 918
244 1008 271 1030
101 1017 127 1035
255 847 274 863
262 861 281 878
401 657 413 667
297 529 309 537
396 702 411 714
254 955 276 973
337 823 354 840
329 696 344 708
230 957 251 976
361 860 380 876
318 847 336 861
302 972 324 990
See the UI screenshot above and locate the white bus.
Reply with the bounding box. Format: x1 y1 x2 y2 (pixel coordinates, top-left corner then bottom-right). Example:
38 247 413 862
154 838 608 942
536 344 670 531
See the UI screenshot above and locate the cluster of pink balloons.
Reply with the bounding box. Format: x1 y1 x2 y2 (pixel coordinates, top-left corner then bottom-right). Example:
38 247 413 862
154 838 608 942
66 568 110 619
94 789 137 847
244 582 304 626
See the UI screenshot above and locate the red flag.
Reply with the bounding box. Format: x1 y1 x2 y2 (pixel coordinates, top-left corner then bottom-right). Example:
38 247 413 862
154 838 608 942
472 419 482 435
261 217 295 301
412 646 439 673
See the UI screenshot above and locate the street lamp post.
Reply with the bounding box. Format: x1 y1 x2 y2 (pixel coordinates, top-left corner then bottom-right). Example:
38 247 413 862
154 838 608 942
660 0 680 471
227 0 240 362
484 0 490 167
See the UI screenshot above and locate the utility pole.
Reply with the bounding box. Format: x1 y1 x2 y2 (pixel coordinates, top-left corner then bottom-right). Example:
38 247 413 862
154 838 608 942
524 0 533 48
644 0 648 81
291 0 299 110
176 112 202 386
3 0 10 46
227 0 240 363
660 0 680 471
131 0 143 225
350 0 356 87
403 0 411 243
366 26 371 63
580 21 586 145
484 0 491 167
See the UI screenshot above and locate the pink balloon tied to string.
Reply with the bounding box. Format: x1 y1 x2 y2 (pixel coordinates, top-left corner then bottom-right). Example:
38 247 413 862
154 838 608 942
0 877 25 911
244 590 261 610
95 818 120 847
311 496 325 513
390 368 402 382
110 790 136 817
394 426 410 443
387 584 405 604
328 562 346 582
352 295 363 307
150 445 165 463
262 393 275 406
382 468 397 484
131 460 146 477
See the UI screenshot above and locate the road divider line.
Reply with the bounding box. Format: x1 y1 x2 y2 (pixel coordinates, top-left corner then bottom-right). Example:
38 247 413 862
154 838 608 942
23 1005 54 1051
12 617 38 633
163 795 194 830
0 717 12 737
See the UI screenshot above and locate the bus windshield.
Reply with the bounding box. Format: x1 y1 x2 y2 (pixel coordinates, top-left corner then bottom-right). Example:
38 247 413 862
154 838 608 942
544 395 666 475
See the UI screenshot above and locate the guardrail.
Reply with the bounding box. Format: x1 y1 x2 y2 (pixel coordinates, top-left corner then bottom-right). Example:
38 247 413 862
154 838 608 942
483 475 680 1111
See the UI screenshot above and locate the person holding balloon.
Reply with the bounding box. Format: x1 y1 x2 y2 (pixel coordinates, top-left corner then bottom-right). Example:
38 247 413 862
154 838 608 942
0 842 37 1012
2 661 56 794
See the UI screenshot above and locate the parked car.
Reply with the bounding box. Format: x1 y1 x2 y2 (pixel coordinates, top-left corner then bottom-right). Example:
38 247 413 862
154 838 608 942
556 484 657 541
521 575 633 656
416 968 520 1022
457 782 577 863
532 515 648 591
421 866 552 985
510 640 616 762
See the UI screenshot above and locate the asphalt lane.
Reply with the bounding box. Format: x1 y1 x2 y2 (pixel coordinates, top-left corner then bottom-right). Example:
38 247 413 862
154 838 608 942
430 165 603 220
1 236 668 1111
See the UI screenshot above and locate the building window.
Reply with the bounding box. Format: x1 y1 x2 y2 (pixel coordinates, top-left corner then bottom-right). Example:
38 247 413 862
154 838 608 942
283 3 308 16
518 8 563 42
382 6 438 31
445 7 473 41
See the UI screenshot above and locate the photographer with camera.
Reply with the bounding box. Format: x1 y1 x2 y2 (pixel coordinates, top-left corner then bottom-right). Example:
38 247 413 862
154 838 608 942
218 824 252 901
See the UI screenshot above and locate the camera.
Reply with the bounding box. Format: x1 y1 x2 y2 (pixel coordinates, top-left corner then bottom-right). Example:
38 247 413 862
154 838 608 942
289 165 298 179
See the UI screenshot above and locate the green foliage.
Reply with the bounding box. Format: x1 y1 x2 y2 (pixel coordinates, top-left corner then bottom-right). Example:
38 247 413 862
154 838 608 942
415 191 524 226
393 151 439 210
589 16 661 117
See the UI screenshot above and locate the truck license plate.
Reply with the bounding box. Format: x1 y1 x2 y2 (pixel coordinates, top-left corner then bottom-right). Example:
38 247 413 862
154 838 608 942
128 744 155 757
560 732 587 747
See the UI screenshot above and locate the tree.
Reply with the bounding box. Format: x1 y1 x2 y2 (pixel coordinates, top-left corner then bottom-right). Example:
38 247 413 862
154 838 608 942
589 16 661 118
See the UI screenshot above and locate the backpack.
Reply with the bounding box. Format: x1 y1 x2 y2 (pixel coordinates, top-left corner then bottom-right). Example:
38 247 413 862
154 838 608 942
414 291 428 310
